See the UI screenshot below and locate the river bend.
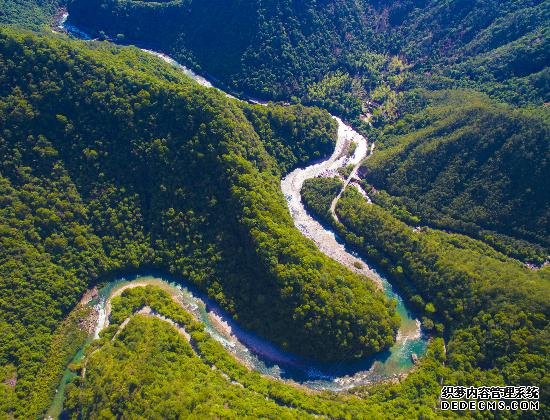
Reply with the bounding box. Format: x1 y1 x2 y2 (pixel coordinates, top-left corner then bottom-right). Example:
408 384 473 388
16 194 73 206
47 15 429 417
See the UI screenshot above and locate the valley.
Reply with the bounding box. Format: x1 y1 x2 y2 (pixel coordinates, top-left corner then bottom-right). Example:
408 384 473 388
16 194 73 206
0 0 548 417
42 20 427 410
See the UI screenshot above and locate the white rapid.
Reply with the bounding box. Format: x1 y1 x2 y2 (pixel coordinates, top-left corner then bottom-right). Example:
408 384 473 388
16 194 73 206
280 118 382 284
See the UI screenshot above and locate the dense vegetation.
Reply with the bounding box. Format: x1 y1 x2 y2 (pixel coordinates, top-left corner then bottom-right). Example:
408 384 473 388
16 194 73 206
0 0 62 28
65 286 323 418
362 90 549 262
302 178 550 415
67 0 371 100
63 285 448 418
67 0 549 127
0 29 398 417
301 176 343 222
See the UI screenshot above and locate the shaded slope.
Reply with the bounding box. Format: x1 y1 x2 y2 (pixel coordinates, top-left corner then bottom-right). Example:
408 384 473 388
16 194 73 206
67 0 371 99
67 0 549 106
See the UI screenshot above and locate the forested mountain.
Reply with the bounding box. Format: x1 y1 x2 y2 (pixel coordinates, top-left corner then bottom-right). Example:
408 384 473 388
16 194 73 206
0 0 61 28
0 29 398 416
67 0 371 99
362 90 549 262
302 179 550 416
383 0 549 70
67 0 549 122
390 0 550 105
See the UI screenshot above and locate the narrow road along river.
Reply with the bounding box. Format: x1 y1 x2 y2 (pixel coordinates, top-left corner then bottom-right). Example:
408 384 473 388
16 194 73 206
280 118 382 282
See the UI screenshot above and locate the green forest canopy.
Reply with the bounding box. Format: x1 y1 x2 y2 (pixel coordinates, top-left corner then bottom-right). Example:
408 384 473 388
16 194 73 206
66 0 549 127
0 0 548 417
361 89 549 262
63 285 448 418
0 28 397 417
302 177 549 416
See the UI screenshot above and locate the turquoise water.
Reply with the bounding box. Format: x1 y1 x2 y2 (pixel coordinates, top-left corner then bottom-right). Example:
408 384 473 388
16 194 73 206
51 273 426 404
46 341 90 419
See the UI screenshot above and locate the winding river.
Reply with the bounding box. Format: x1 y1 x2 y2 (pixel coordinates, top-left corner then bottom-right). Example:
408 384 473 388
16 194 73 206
48 13 428 417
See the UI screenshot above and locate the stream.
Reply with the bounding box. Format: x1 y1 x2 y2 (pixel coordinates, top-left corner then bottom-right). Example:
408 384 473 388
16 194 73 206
47 13 428 417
